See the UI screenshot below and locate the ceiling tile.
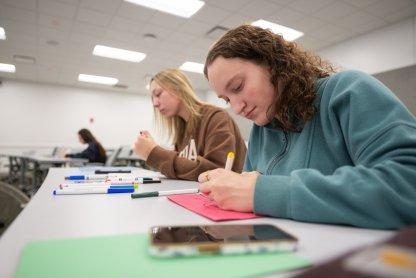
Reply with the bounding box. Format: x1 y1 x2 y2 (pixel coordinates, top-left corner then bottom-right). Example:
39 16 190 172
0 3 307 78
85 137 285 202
38 0 78 19
69 32 101 46
269 0 296 6
308 24 349 40
296 35 329 50
290 16 326 33
37 64 61 83
313 1 358 21
0 5 37 24
0 19 37 37
154 40 188 56
165 32 198 45
139 23 172 39
76 8 113 26
383 4 416 23
365 0 415 17
103 29 137 44
193 4 231 25
336 10 383 29
237 0 282 18
80 0 123 14
2 0 36 10
289 0 336 14
265 7 307 27
57 0 80 5
1 0 415 93
5 33 37 48
190 37 217 50
342 0 380 8
38 13 73 32
38 26 70 41
353 18 390 35
116 1 155 22
205 0 251 12
148 11 187 30
71 21 107 37
177 19 212 36
326 29 356 43
219 14 254 29
15 64 37 79
108 16 144 34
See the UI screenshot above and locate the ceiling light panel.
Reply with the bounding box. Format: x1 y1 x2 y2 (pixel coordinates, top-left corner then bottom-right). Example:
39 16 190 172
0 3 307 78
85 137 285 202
179 61 204 74
251 19 303 41
78 74 118 85
124 0 205 18
93 45 146 63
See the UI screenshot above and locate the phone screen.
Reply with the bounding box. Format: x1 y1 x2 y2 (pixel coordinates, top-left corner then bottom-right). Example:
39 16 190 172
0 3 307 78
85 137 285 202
151 224 296 245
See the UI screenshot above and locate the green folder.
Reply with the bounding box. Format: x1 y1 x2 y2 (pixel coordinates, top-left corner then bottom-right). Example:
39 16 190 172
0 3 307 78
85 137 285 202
15 233 311 278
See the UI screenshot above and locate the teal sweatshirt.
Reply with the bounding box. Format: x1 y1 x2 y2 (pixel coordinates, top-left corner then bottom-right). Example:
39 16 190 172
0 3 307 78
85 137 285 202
245 70 416 229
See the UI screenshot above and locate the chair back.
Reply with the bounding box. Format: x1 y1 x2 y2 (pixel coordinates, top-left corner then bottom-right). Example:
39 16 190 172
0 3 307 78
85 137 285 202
105 147 122 166
0 182 30 236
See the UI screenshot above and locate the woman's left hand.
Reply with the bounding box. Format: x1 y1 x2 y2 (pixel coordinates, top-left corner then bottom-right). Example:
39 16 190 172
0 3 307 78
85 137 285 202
133 130 157 160
198 169 259 212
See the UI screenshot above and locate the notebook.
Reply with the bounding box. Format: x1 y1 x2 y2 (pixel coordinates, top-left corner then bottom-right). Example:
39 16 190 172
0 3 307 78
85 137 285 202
168 193 261 221
15 233 311 278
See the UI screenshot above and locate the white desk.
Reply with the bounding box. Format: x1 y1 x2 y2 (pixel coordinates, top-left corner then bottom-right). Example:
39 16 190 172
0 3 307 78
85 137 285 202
0 168 394 277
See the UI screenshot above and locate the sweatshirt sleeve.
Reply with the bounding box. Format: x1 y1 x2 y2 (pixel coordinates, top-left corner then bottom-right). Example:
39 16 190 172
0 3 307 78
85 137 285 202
66 144 94 161
146 110 242 181
254 71 416 229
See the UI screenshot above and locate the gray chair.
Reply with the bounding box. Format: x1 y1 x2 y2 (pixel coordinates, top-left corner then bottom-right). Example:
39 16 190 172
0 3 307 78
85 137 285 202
105 147 122 166
0 181 30 236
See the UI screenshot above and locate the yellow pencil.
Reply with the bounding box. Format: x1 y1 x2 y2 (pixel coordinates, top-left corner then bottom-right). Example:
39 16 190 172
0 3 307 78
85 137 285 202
225 152 235 171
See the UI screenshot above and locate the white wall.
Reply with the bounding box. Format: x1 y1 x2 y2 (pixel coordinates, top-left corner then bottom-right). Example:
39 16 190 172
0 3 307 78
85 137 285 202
0 80 157 154
318 16 416 74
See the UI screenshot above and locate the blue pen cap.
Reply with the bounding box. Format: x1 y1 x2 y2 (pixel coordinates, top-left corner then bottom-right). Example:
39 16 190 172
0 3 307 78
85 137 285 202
108 188 134 193
65 175 85 180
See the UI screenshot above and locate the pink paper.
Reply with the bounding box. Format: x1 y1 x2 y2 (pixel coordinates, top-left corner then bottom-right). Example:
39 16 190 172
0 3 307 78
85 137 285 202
168 193 261 221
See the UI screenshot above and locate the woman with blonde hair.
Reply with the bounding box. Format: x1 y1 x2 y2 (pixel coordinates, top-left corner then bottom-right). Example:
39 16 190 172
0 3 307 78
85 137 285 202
133 69 246 181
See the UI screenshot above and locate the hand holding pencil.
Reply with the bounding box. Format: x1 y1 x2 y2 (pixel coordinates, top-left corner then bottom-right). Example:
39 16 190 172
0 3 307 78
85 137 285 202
197 151 260 212
133 130 158 160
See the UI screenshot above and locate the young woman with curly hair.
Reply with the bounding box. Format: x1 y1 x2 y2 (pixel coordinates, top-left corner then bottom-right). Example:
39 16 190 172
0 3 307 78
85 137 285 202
198 25 416 229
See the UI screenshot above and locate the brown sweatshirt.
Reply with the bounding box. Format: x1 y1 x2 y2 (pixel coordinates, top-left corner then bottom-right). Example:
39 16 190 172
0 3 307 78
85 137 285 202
146 105 247 181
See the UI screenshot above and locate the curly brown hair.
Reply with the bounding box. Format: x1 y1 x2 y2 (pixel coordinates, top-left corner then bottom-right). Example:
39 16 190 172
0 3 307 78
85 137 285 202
204 24 336 132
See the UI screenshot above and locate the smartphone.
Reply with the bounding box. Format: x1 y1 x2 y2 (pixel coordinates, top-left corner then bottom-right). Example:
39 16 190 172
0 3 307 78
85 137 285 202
149 224 297 257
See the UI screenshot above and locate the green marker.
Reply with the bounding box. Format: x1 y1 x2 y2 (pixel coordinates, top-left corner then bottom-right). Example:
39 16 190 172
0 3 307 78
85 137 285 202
131 188 198 199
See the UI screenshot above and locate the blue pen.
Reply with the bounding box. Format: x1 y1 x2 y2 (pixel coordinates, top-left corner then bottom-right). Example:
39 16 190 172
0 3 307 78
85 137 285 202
53 187 134 195
65 174 108 181
59 184 137 190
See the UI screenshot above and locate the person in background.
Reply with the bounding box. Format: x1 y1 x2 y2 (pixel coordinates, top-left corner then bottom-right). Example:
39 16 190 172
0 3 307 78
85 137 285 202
198 25 416 229
133 69 246 181
66 128 107 164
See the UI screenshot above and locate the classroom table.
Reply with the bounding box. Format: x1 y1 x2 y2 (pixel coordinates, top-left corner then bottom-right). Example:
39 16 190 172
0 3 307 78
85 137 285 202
0 153 87 188
0 168 394 277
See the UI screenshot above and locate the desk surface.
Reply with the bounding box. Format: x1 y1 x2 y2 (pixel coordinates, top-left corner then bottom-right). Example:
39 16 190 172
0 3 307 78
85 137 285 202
26 156 88 164
0 168 394 277
0 153 88 164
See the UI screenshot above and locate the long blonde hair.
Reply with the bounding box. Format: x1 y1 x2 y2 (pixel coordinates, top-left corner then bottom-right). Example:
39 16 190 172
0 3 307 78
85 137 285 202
151 69 203 145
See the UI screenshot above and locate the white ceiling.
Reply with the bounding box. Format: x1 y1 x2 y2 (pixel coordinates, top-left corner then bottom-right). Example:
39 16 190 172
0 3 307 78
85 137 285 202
1 0 416 94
